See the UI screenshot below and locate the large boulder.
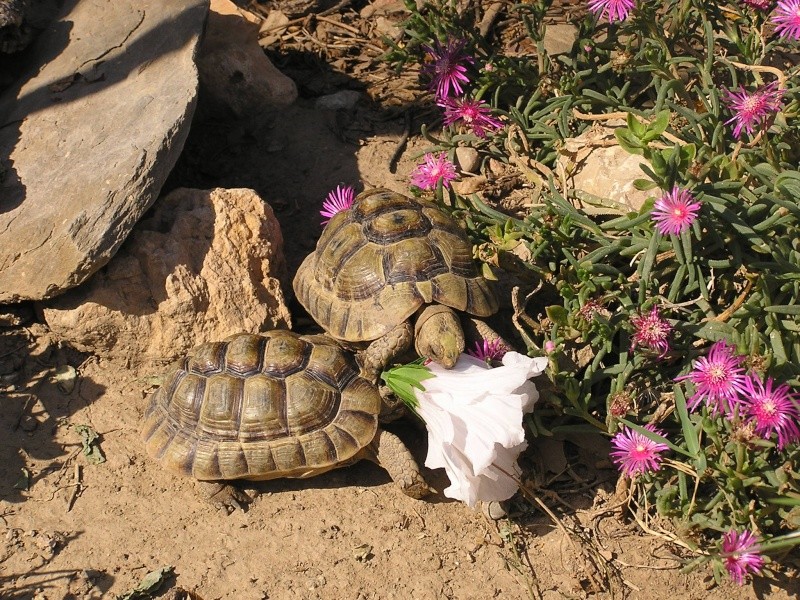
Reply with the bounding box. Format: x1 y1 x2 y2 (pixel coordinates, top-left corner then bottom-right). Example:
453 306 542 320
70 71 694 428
40 188 292 364
0 0 209 303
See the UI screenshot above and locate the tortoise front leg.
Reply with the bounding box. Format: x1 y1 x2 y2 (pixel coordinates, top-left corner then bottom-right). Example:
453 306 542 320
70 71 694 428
358 320 413 383
366 428 432 499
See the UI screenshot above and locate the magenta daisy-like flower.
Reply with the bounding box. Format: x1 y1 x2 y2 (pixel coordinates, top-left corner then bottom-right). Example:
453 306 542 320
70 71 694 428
630 306 673 357
741 374 800 448
467 338 507 362
675 340 748 415
588 0 636 22
320 185 355 224
772 0 800 40
610 425 670 477
578 298 604 321
741 0 772 9
721 82 784 139
421 39 474 100
410 152 459 190
721 529 765 585
651 186 702 236
439 97 504 138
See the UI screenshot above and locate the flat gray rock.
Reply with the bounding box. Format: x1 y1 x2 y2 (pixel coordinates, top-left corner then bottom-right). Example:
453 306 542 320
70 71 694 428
0 0 209 303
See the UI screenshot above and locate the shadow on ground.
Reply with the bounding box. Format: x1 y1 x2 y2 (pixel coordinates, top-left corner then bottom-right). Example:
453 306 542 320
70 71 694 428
0 322 106 504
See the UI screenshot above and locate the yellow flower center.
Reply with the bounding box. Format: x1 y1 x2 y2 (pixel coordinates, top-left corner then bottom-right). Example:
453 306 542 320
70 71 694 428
743 96 760 113
762 399 776 416
708 364 726 383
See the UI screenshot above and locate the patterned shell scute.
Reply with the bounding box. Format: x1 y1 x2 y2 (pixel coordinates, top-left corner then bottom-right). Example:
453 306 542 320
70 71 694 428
140 332 380 481
293 188 498 342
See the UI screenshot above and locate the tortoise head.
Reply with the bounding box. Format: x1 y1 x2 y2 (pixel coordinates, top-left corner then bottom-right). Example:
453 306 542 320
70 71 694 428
413 305 464 369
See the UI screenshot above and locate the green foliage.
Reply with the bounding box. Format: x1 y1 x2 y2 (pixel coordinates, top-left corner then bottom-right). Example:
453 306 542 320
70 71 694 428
381 360 435 414
387 0 800 582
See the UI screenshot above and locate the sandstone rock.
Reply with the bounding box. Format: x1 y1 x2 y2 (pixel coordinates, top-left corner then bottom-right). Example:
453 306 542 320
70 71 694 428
0 0 208 303
197 0 297 119
557 124 652 215
41 188 292 364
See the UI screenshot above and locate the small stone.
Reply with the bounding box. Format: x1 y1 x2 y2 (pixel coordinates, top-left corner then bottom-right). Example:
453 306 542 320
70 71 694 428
315 90 362 111
258 10 290 47
352 543 373 562
375 16 401 39
360 0 407 19
451 176 486 196
455 147 481 173
481 501 507 520
542 23 578 57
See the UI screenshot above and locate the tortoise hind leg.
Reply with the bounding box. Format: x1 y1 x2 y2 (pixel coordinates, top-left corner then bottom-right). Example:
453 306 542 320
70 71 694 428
196 481 254 513
366 429 433 499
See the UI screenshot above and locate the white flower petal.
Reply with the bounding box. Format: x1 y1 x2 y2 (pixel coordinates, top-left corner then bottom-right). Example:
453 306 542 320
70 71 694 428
503 352 549 377
409 351 548 507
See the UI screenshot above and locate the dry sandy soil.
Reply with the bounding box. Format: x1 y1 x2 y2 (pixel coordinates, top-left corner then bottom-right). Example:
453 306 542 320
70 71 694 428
1 1 799 599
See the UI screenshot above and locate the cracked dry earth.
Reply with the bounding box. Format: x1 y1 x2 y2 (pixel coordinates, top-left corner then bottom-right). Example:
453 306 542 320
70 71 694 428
2 2 800 599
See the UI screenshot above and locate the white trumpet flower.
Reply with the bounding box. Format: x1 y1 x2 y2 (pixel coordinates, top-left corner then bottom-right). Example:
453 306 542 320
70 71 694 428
383 352 548 507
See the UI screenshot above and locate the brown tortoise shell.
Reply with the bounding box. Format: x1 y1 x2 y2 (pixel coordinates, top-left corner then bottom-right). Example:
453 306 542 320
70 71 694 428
140 331 380 481
293 189 498 342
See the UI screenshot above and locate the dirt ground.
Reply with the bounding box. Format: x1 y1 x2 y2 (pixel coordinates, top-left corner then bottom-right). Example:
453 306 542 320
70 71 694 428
1 2 799 599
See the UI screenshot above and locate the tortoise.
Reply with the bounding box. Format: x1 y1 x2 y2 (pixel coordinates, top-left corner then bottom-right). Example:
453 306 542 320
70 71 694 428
293 188 498 381
141 330 431 509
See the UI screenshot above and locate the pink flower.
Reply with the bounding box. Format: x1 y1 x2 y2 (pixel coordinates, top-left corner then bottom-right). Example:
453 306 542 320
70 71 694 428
721 529 765 585
721 82 784 139
610 425 670 477
421 39 474 100
467 338 507 362
741 374 800 448
578 298 604 321
588 0 636 22
630 306 673 357
772 0 800 40
675 340 748 415
410 152 459 190
651 186 702 236
320 185 355 224
741 0 772 8
439 97 504 138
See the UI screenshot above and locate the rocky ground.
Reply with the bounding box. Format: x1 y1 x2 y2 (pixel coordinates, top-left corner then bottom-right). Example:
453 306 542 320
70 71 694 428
1 0 798 599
